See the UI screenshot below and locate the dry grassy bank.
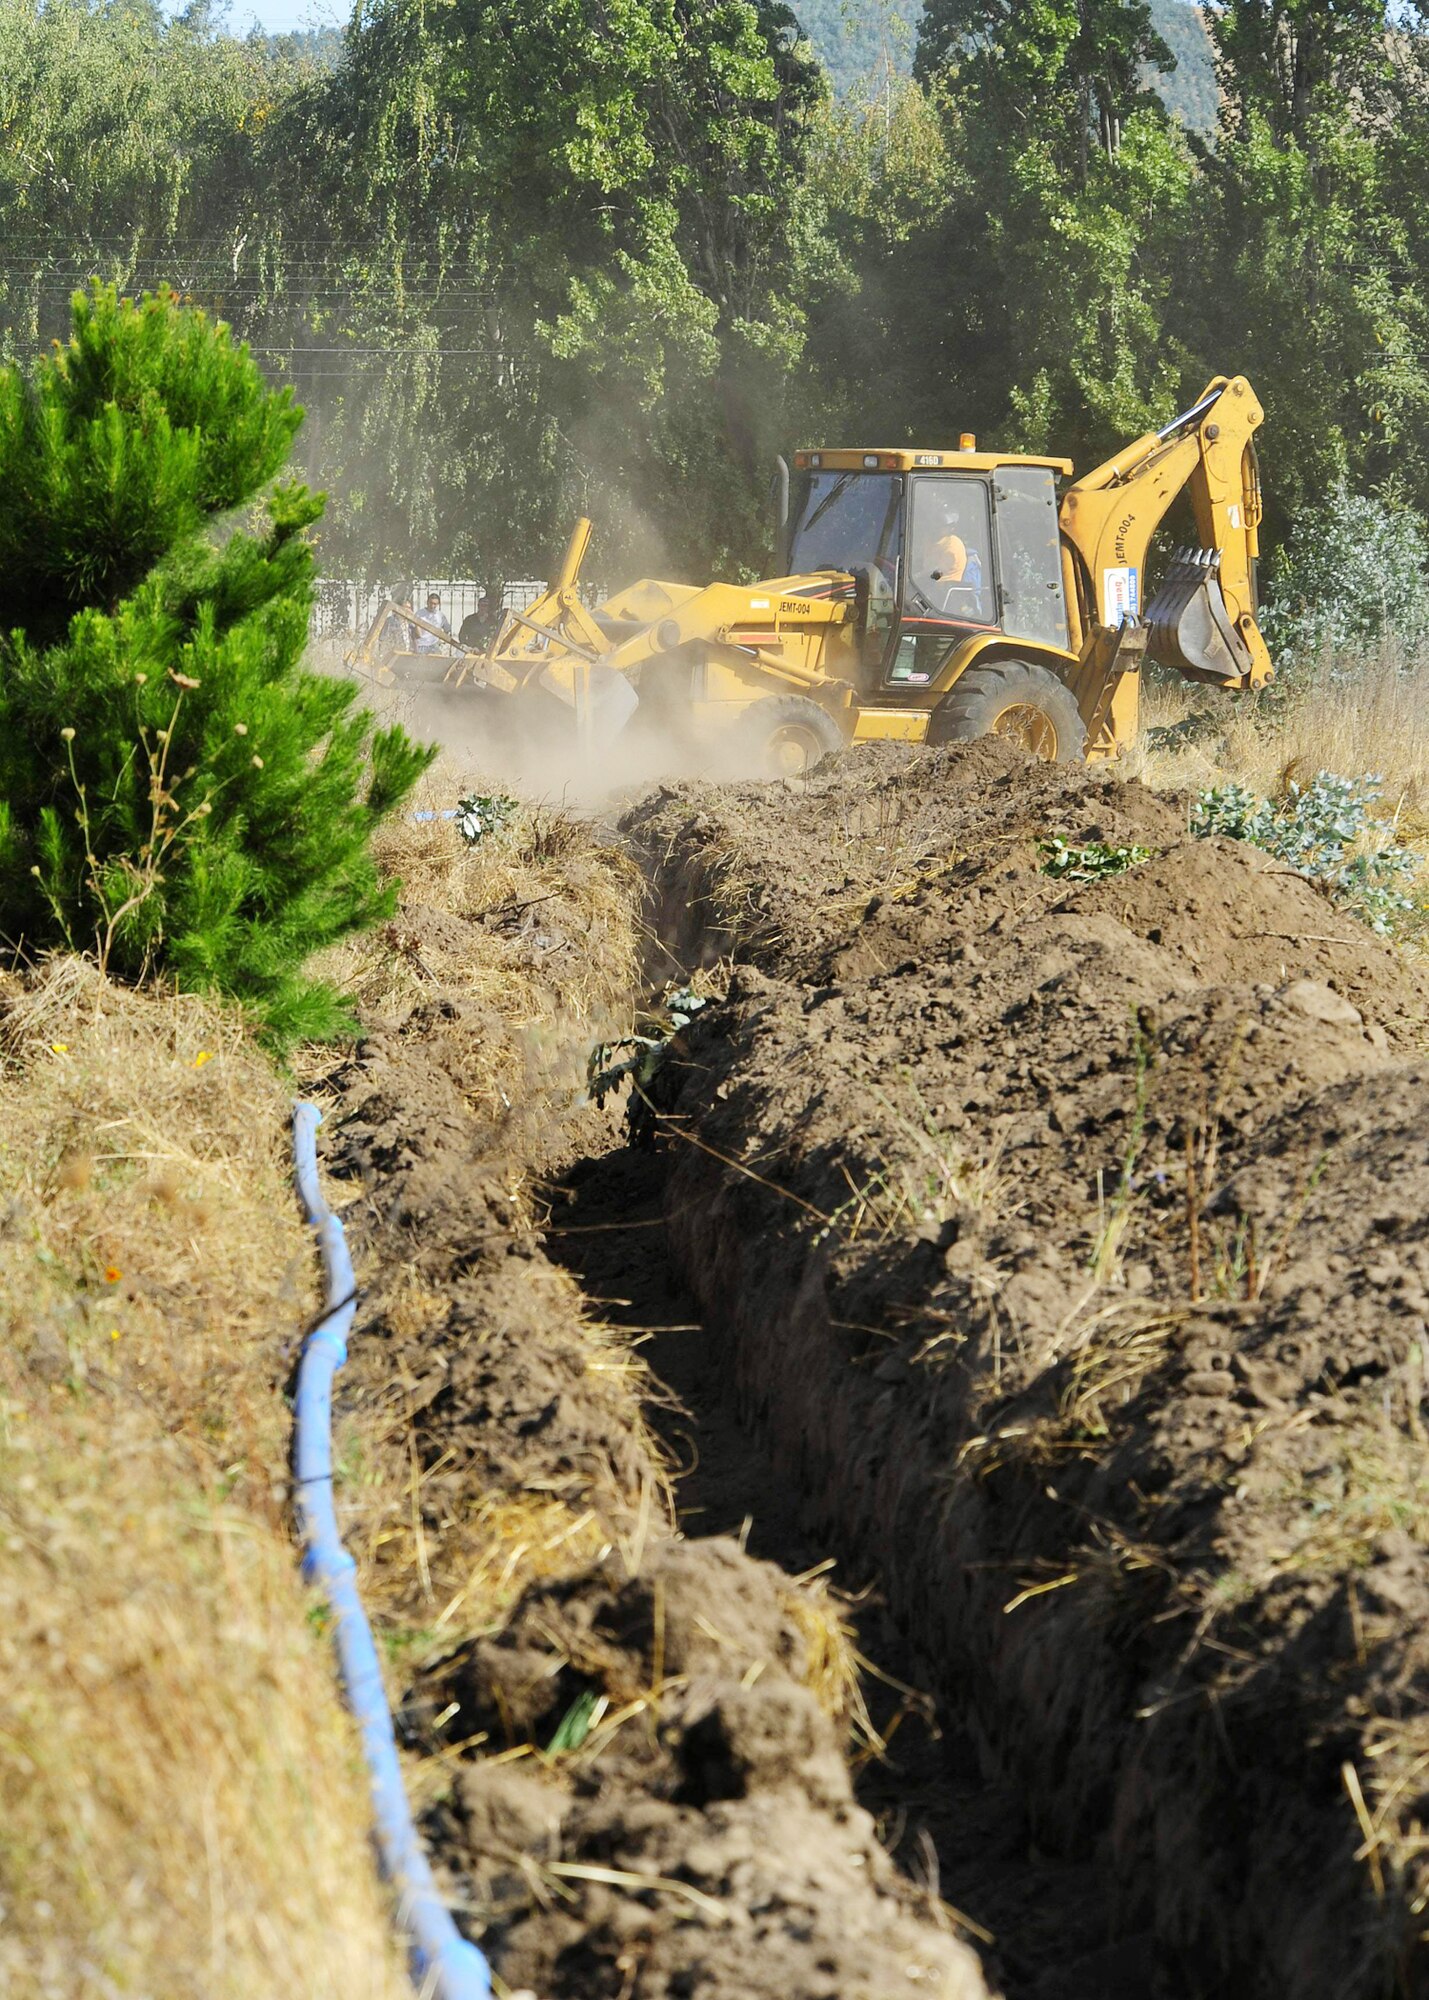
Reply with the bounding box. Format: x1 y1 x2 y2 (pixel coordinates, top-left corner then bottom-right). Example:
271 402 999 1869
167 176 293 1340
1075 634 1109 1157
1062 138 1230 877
0 961 408 2000
312 767 642 1108
302 768 656 1651
0 750 651 1999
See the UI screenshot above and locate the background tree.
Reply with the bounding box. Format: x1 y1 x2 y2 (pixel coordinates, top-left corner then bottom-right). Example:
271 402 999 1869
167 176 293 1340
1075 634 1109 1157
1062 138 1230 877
246 0 823 580
1210 0 1392 138
5 0 1429 613
0 0 317 356
798 0 1192 473
916 0 1175 178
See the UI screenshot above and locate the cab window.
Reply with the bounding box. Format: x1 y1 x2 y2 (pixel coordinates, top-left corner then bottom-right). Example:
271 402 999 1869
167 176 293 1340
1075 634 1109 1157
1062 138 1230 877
994 466 1068 649
906 478 994 624
884 633 953 687
788 471 903 580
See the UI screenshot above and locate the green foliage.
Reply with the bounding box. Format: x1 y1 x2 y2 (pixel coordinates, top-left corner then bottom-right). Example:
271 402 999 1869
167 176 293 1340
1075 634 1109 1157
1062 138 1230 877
455 793 520 845
917 0 1174 173
6 0 1429 633
1209 0 1391 140
995 111 1196 454
545 1689 603 1755
793 0 1215 131
0 0 318 359
0 286 435 1044
1177 111 1429 542
589 986 709 1143
0 287 301 642
1261 482 1429 664
1039 836 1154 881
1193 773 1417 935
252 0 825 580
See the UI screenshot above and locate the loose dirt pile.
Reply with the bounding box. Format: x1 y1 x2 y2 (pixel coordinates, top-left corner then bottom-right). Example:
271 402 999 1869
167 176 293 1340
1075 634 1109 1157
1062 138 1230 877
313 797 988 1999
622 740 1429 1998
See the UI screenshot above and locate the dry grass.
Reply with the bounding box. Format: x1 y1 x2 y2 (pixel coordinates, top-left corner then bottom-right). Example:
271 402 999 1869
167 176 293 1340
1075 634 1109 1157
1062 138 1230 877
330 1258 678 1670
298 759 667 1645
1354 1714 1429 1921
1131 665 1429 829
827 777 950 889
311 760 641 1099
336 1383 633 1653
1052 1304 1185 1448
811 1075 1016 1255
0 958 408 1999
1254 1413 1429 1584
780 1572 879 1750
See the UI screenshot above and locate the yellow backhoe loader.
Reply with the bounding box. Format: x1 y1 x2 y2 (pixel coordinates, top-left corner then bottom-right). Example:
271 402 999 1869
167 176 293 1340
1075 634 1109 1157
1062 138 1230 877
353 374 1271 774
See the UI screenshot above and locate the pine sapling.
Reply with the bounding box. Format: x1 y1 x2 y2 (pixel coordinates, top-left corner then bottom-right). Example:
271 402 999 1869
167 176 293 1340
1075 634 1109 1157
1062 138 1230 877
0 285 437 1044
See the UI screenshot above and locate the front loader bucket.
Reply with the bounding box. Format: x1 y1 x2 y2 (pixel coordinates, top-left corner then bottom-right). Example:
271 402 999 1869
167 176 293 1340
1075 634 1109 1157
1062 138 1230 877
1145 547 1254 687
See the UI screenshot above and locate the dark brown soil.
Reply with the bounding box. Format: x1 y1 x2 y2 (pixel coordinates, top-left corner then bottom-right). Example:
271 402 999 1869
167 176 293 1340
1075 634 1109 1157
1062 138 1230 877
317 987 990 1998
548 1133 1155 1999
620 742 1429 2000
309 739 1429 1999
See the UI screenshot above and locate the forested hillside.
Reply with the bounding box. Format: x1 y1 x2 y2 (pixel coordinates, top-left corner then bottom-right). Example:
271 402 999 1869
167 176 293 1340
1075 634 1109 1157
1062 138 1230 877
1150 0 1218 130
2 0 1426 601
793 0 1217 132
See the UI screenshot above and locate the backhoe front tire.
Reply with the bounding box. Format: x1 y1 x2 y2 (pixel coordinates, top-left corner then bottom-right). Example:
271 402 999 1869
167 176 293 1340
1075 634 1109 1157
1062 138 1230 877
730 695 846 780
928 660 1086 763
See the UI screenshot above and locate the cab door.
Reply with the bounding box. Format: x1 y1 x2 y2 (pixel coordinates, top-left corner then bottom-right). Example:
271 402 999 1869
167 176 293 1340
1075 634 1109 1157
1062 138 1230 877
880 475 997 690
992 466 1070 650
904 476 997 624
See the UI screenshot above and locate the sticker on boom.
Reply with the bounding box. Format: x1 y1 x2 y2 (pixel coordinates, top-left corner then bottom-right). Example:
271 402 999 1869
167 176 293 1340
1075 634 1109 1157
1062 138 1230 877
1103 566 1140 620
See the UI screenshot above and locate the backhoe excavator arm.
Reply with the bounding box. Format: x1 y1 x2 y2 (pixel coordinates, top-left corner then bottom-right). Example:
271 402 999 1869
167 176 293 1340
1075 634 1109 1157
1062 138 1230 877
1057 376 1272 749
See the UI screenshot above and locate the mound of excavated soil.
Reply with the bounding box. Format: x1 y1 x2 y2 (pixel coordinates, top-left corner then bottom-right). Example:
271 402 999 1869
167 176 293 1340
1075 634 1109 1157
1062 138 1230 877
320 989 989 1999
624 741 1429 1999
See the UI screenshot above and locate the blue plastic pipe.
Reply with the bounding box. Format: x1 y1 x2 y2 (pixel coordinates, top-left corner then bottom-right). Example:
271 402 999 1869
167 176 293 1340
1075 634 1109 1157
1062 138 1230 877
292 1100 492 2000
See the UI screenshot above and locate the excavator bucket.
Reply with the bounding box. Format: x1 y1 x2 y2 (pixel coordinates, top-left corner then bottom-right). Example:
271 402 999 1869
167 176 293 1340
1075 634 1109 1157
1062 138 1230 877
1144 547 1254 687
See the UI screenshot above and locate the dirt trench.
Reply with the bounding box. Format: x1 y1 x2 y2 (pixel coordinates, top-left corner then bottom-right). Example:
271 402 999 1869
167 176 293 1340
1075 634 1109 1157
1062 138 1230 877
548 1132 1153 1998
616 740 1429 1999
314 923 994 1994
317 741 1429 1998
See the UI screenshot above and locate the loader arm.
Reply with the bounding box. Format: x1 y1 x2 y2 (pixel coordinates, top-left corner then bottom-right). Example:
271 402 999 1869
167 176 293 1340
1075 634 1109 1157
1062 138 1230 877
480 515 860 733
1057 376 1272 750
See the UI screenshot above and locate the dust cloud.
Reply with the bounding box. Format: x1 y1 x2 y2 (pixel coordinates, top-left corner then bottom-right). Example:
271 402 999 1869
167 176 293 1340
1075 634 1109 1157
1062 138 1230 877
332 648 788 808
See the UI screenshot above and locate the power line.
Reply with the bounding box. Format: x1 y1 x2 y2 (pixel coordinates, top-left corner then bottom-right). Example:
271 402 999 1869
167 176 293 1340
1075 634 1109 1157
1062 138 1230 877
249 347 490 357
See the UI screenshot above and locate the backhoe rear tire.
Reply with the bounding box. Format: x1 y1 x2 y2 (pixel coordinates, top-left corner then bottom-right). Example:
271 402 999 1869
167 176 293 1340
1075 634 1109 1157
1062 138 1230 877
928 660 1086 763
730 695 846 780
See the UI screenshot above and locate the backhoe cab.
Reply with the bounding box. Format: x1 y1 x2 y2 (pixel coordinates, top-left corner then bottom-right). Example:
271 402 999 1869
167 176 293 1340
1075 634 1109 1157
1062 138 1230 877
366 374 1271 775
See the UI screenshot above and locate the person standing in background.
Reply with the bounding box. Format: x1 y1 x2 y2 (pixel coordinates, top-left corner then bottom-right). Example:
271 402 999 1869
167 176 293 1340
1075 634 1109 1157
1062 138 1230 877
459 589 503 650
412 591 452 653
